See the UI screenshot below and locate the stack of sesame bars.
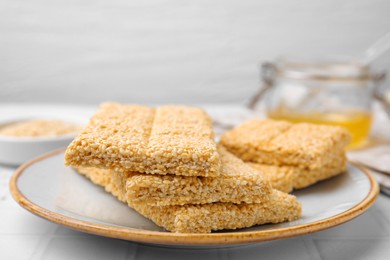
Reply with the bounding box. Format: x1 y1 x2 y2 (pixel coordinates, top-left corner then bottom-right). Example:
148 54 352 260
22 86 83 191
65 102 301 233
220 119 351 193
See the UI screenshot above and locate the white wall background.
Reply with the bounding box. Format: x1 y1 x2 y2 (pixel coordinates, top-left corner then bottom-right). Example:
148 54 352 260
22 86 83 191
1 0 390 105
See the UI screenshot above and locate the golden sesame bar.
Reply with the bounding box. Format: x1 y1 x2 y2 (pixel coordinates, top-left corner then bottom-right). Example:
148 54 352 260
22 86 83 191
292 152 347 189
245 163 294 193
247 152 347 192
130 189 301 233
76 146 272 206
220 119 351 170
127 145 272 206
76 166 301 233
65 102 220 177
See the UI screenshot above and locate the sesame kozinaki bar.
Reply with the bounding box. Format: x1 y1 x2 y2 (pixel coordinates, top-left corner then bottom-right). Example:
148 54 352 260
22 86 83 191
76 165 301 233
76 145 272 206
130 189 301 233
220 119 350 170
247 152 347 192
65 102 220 177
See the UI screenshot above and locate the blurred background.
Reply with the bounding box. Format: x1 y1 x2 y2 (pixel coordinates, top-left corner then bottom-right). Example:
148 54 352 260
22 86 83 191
2 3 390 259
1 0 390 105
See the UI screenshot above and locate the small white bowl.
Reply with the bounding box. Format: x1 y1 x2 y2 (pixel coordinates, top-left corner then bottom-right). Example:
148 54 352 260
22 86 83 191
0 103 94 166
0 118 83 165
0 131 76 166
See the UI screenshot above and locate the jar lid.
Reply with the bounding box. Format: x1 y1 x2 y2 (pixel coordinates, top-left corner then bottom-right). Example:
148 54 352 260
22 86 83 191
274 57 372 82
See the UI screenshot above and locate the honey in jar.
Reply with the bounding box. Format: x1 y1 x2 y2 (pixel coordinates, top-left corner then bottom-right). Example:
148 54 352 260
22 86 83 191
248 57 385 150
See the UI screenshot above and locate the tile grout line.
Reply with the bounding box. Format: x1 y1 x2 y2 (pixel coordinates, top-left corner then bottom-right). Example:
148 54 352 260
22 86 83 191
371 208 390 236
28 225 58 260
125 243 139 260
303 237 323 260
217 247 230 260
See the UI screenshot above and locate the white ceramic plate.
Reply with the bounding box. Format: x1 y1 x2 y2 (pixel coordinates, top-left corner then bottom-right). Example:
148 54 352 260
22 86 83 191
10 150 378 247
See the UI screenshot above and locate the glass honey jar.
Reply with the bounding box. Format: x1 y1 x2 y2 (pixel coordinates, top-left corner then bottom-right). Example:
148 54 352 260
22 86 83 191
249 57 386 149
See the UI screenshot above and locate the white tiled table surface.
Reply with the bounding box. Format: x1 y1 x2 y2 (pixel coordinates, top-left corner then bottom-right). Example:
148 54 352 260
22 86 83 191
1 104 390 259
1 163 390 260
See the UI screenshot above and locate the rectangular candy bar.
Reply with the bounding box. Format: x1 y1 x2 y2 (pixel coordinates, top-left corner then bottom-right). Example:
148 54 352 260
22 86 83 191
76 166 301 233
76 146 272 206
220 119 351 170
130 190 301 233
65 102 220 177
245 163 294 193
247 152 347 192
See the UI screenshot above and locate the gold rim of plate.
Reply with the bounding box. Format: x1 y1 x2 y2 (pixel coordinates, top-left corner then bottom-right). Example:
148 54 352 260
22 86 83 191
9 149 379 246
